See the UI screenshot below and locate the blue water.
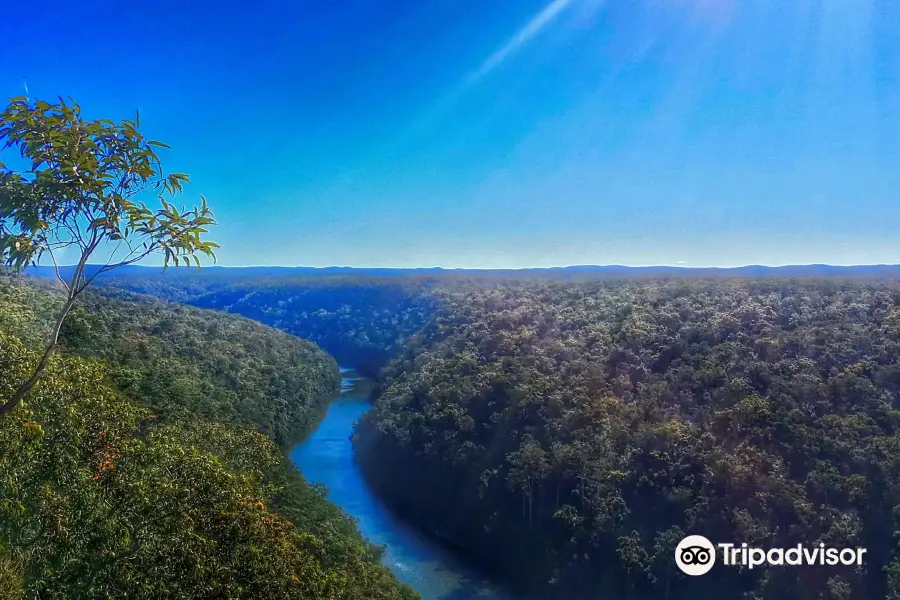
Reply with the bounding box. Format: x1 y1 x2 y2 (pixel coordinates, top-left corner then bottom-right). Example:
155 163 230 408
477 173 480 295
290 368 512 600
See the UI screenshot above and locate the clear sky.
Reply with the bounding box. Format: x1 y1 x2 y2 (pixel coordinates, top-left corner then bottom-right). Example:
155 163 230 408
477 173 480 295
3 0 900 268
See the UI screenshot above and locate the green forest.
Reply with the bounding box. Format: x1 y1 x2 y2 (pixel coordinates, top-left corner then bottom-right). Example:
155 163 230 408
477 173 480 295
103 273 900 600
0 272 418 600
101 275 439 378
359 279 900 600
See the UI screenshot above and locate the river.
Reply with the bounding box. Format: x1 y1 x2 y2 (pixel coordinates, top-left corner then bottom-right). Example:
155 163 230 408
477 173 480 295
289 367 512 600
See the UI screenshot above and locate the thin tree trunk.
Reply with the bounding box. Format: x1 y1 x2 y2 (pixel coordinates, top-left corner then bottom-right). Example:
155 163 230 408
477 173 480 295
0 296 76 417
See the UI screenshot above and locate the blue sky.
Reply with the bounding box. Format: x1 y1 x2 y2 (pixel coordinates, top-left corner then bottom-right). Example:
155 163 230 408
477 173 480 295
3 0 900 268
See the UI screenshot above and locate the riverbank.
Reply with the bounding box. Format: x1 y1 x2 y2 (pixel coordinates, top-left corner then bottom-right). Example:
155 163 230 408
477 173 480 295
289 368 512 600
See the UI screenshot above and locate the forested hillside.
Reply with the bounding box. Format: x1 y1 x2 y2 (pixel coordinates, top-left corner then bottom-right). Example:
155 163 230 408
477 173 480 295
354 279 900 600
60 287 340 447
0 273 418 600
101 276 437 377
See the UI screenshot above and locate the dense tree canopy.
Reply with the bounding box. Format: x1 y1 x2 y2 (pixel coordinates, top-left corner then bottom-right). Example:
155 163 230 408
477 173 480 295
354 279 900 600
61 287 341 446
0 273 418 600
104 276 438 377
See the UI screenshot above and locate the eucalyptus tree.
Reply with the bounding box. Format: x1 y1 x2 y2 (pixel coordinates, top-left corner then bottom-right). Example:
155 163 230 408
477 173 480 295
0 96 219 416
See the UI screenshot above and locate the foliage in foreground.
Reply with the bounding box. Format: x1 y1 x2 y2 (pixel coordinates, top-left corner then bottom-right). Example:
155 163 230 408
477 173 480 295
0 548 22 600
0 96 219 418
0 334 328 598
0 275 418 599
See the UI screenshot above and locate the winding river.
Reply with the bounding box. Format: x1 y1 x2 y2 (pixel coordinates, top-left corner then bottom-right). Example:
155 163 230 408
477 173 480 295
290 368 512 600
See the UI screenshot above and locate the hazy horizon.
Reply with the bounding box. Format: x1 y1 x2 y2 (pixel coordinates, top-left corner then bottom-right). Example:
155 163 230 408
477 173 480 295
26 261 900 272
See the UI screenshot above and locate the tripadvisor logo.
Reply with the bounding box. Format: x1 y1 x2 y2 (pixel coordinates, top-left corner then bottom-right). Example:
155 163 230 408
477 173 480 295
676 536 716 576
675 535 867 576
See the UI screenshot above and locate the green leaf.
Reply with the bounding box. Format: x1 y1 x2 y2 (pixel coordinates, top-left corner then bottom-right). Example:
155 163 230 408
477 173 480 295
0 96 218 277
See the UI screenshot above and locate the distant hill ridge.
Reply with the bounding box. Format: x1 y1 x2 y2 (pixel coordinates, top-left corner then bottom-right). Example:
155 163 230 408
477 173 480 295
24 263 900 281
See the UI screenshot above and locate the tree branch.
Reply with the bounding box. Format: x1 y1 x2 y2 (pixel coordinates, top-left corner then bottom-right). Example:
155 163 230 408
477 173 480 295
83 244 160 289
44 245 70 294
0 294 76 417
69 232 102 298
